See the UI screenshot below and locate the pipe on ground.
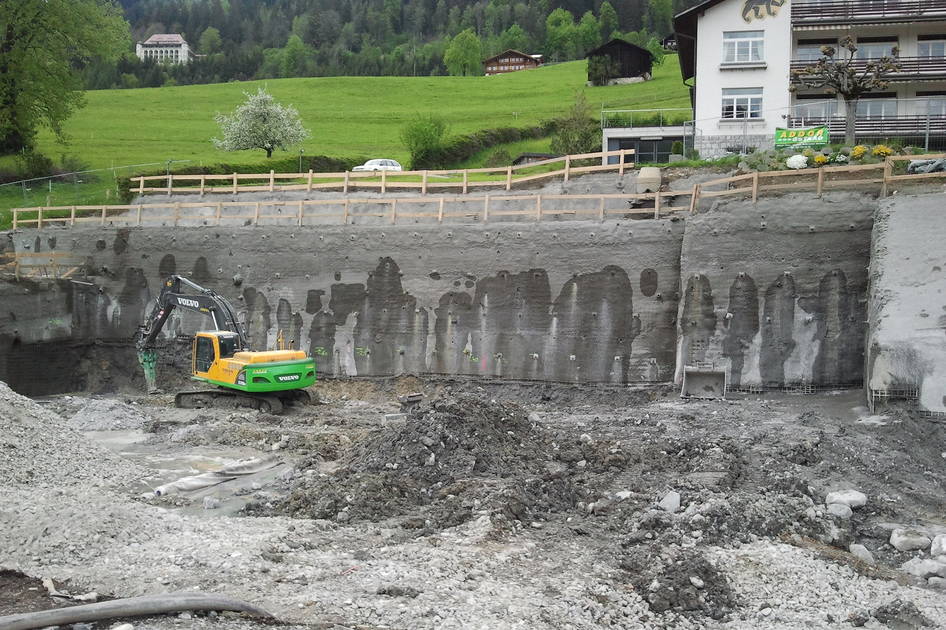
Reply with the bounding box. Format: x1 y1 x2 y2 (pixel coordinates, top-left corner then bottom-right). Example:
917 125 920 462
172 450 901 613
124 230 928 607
0 591 274 630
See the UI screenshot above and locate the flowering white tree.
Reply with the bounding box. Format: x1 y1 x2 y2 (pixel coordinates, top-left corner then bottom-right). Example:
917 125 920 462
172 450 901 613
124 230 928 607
212 88 308 158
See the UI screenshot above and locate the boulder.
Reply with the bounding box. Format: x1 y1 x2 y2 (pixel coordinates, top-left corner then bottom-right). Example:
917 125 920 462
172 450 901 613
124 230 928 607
658 490 681 513
890 528 931 552
849 544 875 565
825 489 867 509
827 503 853 519
931 534 946 557
900 557 946 579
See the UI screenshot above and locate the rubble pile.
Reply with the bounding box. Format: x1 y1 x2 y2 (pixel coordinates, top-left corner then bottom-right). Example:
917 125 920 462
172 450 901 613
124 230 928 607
0 382 147 488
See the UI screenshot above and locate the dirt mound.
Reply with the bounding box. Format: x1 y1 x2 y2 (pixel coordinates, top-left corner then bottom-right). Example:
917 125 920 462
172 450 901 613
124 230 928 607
269 392 581 526
62 397 153 431
0 381 148 488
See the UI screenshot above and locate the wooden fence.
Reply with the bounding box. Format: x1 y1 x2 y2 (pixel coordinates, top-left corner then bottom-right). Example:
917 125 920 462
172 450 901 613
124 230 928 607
11 190 690 229
128 149 636 196
687 154 946 211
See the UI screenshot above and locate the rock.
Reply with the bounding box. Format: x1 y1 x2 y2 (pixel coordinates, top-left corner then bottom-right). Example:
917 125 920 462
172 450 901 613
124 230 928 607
931 534 946 557
890 528 931 552
848 544 875 565
929 577 946 589
689 576 704 589
202 496 220 510
900 557 946 579
825 489 867 509
827 503 853 519
112 625 135 630
658 491 681 513
615 490 632 502
871 598 933 629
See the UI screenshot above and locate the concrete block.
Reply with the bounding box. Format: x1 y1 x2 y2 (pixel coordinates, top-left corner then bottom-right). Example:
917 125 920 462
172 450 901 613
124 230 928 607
636 167 661 194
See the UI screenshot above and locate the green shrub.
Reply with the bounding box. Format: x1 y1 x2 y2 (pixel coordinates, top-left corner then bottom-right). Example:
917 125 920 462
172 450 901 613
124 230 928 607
401 114 448 170
671 140 684 155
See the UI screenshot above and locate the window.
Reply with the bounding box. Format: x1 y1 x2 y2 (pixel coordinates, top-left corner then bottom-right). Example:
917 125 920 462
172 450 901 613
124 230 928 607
855 40 897 60
218 335 239 359
723 31 764 64
856 95 897 118
722 87 763 119
918 40 946 58
195 336 215 373
917 91 946 115
794 95 838 119
796 45 827 61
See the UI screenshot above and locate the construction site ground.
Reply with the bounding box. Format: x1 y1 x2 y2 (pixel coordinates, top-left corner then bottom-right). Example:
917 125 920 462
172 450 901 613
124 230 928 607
1 377 945 630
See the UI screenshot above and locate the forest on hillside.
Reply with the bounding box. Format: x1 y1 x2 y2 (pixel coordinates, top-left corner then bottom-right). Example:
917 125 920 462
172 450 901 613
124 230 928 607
83 0 700 89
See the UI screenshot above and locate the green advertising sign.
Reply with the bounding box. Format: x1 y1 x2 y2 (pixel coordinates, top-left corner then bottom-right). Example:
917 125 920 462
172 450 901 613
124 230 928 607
775 126 828 147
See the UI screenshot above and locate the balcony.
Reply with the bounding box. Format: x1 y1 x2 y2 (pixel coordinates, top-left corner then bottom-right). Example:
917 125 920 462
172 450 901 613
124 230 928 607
792 0 946 25
790 56 946 82
601 108 692 129
785 114 946 138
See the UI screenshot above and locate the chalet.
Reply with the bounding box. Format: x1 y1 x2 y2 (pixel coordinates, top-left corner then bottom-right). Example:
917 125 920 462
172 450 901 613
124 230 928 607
136 34 192 65
585 39 655 82
483 50 543 76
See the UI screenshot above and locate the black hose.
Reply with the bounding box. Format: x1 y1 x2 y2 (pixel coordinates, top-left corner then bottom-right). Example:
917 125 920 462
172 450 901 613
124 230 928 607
0 591 274 630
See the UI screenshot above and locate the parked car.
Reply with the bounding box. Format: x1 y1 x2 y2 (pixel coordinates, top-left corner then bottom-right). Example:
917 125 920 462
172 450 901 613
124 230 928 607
352 159 402 172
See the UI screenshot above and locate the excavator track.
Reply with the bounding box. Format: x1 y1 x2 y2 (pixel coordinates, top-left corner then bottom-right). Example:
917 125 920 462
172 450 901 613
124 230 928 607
175 390 285 414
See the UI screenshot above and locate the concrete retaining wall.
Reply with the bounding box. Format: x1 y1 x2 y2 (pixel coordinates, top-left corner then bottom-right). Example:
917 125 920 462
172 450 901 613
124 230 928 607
867 195 946 414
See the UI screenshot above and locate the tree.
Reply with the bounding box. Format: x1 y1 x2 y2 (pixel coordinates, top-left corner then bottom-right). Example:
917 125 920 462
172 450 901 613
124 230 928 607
444 28 482 76
281 34 309 77
401 114 448 169
598 2 619 42
199 26 223 55
550 92 600 156
212 88 308 158
500 24 529 52
576 11 601 56
587 54 620 86
0 0 129 153
790 36 900 145
545 8 576 61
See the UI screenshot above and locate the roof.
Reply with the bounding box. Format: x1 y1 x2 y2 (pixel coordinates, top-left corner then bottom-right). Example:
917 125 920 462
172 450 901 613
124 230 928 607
673 0 730 81
141 33 188 46
585 38 654 60
483 49 540 63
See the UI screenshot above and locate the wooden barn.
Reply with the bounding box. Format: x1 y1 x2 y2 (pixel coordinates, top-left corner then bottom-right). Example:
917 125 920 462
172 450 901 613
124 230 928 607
586 39 654 81
483 50 543 76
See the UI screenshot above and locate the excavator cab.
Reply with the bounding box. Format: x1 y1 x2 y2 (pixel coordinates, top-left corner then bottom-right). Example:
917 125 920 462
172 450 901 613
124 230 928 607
191 331 242 381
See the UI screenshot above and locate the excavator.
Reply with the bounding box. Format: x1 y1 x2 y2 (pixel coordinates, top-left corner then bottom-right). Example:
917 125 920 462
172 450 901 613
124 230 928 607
135 275 316 414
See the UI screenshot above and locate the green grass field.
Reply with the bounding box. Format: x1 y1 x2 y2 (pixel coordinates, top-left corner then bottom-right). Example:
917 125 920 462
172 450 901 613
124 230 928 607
1 56 689 227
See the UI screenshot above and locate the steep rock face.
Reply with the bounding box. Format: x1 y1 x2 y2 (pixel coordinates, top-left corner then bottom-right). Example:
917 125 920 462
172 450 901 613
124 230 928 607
867 195 946 413
675 194 872 390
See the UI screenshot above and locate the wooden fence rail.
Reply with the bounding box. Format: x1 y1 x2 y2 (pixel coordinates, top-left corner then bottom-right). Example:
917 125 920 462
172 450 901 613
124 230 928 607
12 190 690 229
128 149 637 196
687 153 946 211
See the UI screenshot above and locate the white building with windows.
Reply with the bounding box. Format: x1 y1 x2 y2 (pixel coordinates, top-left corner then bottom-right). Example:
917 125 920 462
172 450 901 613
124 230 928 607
136 34 192 64
674 0 946 156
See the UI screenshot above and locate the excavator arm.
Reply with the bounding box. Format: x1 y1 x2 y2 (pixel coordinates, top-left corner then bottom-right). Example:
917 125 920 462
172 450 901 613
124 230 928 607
135 275 247 392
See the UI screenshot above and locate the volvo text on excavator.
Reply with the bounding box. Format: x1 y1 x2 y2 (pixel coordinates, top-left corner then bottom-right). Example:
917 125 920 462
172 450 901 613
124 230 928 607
135 275 316 414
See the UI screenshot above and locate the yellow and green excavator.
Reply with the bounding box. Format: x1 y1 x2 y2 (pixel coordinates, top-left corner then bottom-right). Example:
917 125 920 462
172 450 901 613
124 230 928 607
135 275 316 414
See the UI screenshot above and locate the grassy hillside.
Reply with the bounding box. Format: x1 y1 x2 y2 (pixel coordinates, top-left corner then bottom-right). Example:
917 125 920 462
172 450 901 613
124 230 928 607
1 56 688 225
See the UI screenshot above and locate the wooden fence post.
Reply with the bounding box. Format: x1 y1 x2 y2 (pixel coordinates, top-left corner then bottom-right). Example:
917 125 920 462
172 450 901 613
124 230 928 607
167 173 172 196
343 199 350 224
307 170 314 192
689 184 701 214
254 202 260 225
70 206 77 226
343 171 350 194
391 199 398 224
381 169 387 194
298 200 304 226
269 170 275 192
483 195 490 223
438 198 444 223
506 166 512 191
422 170 428 195
751 172 759 203
200 175 206 196
462 170 468 194
138 177 144 195
232 173 238 194
215 202 222 225
654 191 661 219
816 168 825 198
38 207 45 229
564 156 571 183
598 197 605 222
136 205 142 226
536 195 542 221
173 203 181 226
101 206 107 225
619 150 626 176
881 157 893 198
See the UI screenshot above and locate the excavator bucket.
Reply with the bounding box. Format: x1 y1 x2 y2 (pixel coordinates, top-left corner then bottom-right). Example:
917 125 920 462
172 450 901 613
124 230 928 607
138 349 159 394
680 366 727 399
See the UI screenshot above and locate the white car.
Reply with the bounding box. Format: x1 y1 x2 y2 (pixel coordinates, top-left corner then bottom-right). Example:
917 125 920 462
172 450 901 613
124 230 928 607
352 159 402 172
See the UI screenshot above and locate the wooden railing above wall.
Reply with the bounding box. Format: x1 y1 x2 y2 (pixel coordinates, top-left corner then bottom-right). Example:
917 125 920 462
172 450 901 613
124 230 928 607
127 149 637 196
